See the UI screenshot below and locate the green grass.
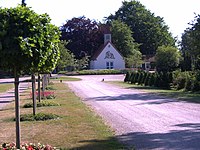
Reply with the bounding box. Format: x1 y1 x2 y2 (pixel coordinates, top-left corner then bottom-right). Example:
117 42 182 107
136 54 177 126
0 83 13 93
109 81 200 103
0 81 124 150
51 76 81 81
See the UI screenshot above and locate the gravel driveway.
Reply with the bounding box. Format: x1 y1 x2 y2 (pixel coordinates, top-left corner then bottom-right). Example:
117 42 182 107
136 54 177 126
67 75 200 150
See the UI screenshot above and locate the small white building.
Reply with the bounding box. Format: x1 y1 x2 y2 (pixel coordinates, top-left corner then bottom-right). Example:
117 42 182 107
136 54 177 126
90 33 125 70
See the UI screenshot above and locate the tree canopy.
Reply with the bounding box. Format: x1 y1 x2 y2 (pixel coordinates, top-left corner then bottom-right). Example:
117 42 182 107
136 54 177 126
110 20 142 67
107 0 176 55
0 6 60 74
60 16 103 59
155 46 181 72
57 41 76 71
180 14 200 70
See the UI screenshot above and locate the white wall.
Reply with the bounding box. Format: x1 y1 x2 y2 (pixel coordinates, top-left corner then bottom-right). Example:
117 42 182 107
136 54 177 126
90 43 125 69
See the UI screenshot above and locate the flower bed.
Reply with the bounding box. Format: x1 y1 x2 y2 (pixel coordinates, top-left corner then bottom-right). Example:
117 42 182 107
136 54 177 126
1 142 58 150
30 91 56 99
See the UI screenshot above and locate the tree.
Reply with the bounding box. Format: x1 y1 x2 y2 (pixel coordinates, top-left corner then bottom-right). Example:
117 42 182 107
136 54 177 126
155 46 181 72
57 41 76 71
60 16 103 59
110 20 140 57
107 0 175 55
110 20 142 68
0 6 60 148
180 14 200 70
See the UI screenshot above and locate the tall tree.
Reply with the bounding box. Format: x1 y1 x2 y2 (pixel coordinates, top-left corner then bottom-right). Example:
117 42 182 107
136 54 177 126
0 6 60 148
110 20 142 67
180 14 200 70
107 0 175 55
60 16 103 59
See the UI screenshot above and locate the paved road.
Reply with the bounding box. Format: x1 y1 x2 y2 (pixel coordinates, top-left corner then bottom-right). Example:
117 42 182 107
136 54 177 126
0 77 31 110
67 75 200 150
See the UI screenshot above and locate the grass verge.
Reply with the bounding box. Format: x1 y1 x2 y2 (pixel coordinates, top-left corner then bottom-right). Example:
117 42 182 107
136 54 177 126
0 81 124 150
0 83 13 93
51 76 81 81
109 81 200 103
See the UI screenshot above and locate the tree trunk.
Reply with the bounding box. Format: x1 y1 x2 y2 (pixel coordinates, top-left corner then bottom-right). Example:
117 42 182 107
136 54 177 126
42 75 45 99
14 68 20 149
31 74 36 115
38 74 41 102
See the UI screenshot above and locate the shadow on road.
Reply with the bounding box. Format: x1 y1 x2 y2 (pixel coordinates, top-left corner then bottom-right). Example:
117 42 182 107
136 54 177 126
67 123 200 150
118 123 200 150
86 93 177 105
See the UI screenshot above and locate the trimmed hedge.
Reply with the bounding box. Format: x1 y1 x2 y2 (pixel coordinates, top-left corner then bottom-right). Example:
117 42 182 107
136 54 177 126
59 69 125 75
124 70 200 92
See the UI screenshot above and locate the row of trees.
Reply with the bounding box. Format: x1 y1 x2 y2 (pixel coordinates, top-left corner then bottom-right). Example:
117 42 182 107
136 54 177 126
0 5 60 148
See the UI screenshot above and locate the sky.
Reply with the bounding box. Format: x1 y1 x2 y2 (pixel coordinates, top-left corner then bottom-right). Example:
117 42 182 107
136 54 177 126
1 0 200 40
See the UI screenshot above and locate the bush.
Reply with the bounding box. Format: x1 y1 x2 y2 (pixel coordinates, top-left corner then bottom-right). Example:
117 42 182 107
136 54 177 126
14 113 60 122
124 71 130 82
148 73 155 86
144 73 150 86
23 101 60 108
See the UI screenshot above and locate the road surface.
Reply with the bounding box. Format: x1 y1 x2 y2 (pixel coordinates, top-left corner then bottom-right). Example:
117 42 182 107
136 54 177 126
67 75 200 150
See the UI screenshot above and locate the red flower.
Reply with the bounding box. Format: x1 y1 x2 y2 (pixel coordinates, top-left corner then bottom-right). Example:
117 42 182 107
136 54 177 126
27 145 34 150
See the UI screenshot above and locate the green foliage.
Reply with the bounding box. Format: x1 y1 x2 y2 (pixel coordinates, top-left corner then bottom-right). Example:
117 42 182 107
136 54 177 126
60 16 103 59
59 69 124 75
107 0 175 55
148 73 155 86
155 46 181 72
15 113 60 121
181 15 200 71
124 71 130 82
0 5 60 74
57 41 76 71
23 101 60 108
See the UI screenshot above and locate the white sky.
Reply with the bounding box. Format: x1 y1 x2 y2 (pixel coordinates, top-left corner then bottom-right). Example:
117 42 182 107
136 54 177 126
1 0 200 39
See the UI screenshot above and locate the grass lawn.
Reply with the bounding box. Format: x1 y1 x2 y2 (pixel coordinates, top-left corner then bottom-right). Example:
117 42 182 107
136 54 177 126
0 80 124 150
0 83 13 93
109 81 200 103
51 76 81 82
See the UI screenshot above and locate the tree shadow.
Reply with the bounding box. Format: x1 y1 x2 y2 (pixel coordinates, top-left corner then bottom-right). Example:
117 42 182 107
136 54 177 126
0 100 13 103
86 93 178 105
67 123 200 150
117 123 200 150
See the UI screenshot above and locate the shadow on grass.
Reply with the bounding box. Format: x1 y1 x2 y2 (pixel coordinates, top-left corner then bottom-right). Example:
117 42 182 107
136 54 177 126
66 123 200 150
119 82 200 104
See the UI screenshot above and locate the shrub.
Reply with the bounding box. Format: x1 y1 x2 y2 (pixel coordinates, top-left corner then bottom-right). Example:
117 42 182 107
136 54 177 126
124 71 130 82
14 113 60 122
148 73 155 86
23 101 60 108
144 72 150 86
138 72 144 85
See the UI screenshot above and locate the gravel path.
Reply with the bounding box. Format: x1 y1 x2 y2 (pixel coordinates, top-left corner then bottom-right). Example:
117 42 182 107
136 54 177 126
67 75 200 150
